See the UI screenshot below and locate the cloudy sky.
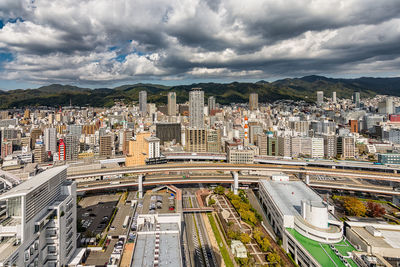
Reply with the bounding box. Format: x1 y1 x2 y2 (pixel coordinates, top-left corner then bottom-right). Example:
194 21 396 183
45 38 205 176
0 0 400 90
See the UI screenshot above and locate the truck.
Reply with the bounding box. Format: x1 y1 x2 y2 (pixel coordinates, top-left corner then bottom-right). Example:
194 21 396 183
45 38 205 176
123 216 130 228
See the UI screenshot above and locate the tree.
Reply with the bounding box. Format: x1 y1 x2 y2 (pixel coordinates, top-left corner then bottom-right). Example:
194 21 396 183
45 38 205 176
260 237 270 252
240 233 251 244
214 185 225 195
208 198 216 206
267 252 281 264
342 196 366 216
366 201 386 217
228 230 240 240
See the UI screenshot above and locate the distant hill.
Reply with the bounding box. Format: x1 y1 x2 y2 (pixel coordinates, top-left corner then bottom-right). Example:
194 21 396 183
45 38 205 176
0 75 399 109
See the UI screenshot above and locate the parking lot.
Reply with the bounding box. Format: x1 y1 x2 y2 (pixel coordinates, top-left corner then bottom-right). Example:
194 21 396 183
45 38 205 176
141 190 176 214
78 194 120 236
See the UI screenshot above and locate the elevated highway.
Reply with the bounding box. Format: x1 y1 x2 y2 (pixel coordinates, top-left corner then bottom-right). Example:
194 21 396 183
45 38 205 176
75 173 400 196
68 162 400 182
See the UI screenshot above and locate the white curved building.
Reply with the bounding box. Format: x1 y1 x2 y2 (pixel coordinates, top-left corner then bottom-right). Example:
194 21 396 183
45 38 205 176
258 180 348 267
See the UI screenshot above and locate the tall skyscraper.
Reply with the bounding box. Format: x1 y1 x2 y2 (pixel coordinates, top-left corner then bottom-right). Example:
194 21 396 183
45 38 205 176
139 90 147 116
44 127 57 153
0 166 77 267
316 91 324 105
332 91 337 103
208 96 216 113
249 93 258 111
168 92 177 116
353 91 360 108
189 88 204 129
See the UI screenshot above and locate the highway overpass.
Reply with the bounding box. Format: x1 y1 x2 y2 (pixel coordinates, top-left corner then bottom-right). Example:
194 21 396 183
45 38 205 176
68 162 400 182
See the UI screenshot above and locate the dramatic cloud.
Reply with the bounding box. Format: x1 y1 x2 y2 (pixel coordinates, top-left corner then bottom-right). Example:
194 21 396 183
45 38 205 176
0 0 400 87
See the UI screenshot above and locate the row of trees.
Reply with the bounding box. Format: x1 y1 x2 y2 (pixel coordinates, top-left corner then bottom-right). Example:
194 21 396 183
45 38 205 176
339 196 386 217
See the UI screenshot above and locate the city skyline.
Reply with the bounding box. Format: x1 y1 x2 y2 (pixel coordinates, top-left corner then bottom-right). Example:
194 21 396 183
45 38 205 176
1 0 400 90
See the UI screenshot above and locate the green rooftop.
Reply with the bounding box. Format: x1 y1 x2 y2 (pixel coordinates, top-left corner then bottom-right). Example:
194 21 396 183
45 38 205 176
286 228 358 267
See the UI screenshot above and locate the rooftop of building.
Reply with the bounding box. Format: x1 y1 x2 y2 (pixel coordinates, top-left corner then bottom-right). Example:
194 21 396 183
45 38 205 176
347 222 400 249
0 166 66 200
260 180 323 217
132 222 181 267
287 228 357 267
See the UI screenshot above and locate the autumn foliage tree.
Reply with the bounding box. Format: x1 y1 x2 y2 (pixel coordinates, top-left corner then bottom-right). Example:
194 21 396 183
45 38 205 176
342 196 366 217
366 201 386 217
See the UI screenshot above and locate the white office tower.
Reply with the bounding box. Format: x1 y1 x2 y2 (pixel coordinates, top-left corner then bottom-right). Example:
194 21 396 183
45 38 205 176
0 166 77 267
189 88 204 129
332 91 336 103
44 127 57 153
139 90 147 116
316 91 324 105
168 92 177 116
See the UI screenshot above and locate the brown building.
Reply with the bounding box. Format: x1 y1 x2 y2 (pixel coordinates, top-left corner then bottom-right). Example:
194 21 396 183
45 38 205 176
99 134 113 158
349 120 358 133
125 132 151 166
30 128 42 150
34 143 46 163
185 128 207 152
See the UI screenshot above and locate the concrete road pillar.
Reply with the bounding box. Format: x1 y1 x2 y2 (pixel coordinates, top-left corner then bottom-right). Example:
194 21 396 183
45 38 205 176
138 174 144 199
232 171 239 195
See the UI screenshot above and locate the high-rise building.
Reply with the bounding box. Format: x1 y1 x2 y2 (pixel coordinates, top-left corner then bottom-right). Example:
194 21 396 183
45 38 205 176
316 91 324 105
155 123 181 145
323 135 337 158
126 132 151 166
337 136 355 159
208 96 216 113
122 130 133 155
30 128 42 150
68 125 82 136
378 97 394 115
249 125 263 144
145 136 161 160
167 92 177 116
189 88 204 129
278 136 291 157
207 128 221 153
353 91 361 108
65 134 79 161
249 93 258 111
0 166 77 267
185 128 207 152
99 134 113 158
59 138 66 161
44 127 57 153
139 90 147 116
1 140 12 159
34 141 46 163
256 134 268 156
311 137 324 158
332 91 337 103
349 120 358 133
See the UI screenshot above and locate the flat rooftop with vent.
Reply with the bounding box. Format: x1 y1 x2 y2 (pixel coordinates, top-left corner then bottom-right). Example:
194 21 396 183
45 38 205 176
131 213 182 267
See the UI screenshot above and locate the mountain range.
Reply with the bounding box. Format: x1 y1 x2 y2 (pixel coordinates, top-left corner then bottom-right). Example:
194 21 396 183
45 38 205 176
1 75 399 109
